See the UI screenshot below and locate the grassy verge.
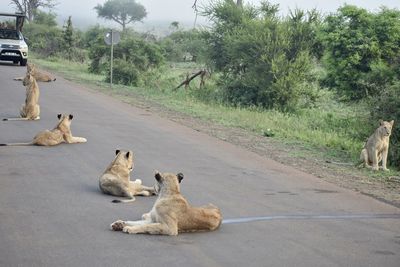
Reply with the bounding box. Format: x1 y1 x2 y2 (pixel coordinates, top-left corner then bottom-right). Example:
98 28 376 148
31 55 399 178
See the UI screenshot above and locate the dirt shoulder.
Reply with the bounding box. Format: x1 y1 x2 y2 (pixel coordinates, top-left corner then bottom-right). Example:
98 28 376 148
110 91 400 208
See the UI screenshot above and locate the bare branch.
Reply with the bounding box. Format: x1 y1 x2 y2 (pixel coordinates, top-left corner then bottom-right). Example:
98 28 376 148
192 0 198 12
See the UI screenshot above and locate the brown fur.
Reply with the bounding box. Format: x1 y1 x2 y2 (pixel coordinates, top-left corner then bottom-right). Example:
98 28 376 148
0 114 87 146
14 63 56 82
3 71 40 121
99 150 156 203
360 120 394 171
110 171 222 235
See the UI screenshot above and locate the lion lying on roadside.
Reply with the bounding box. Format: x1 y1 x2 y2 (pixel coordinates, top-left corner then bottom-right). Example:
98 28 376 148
0 114 87 146
110 171 222 235
3 69 40 121
14 63 56 82
99 150 156 203
359 120 394 171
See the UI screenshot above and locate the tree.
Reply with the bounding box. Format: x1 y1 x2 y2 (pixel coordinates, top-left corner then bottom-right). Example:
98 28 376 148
94 0 147 32
33 9 57 27
320 5 400 100
62 16 74 60
202 0 320 111
9 0 57 21
170 21 180 31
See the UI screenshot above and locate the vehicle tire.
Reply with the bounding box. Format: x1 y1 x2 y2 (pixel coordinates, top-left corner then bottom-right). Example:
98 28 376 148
20 58 27 66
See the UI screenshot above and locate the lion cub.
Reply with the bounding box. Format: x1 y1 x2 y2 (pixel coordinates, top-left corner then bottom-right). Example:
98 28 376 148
0 114 87 146
99 150 156 203
14 63 56 82
3 71 40 121
110 171 222 235
360 120 394 171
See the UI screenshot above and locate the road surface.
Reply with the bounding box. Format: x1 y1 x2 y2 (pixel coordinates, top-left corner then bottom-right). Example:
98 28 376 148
0 62 399 267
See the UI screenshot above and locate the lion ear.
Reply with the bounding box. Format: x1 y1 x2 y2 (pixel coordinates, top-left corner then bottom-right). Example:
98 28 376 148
57 114 62 119
69 114 73 120
125 152 130 159
115 149 120 155
390 120 394 126
177 173 184 183
155 171 162 182
379 119 384 126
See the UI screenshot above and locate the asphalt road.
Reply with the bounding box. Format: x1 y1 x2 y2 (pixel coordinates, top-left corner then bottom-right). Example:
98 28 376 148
0 62 399 267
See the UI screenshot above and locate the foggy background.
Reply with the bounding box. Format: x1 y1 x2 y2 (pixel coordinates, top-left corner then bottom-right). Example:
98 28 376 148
0 0 399 30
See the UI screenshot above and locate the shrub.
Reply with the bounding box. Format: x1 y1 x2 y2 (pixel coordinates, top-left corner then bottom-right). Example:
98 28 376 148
203 1 321 111
106 58 140 85
320 5 400 100
160 29 208 63
24 23 63 57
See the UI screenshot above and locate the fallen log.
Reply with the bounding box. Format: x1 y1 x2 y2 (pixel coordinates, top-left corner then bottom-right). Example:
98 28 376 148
174 69 207 90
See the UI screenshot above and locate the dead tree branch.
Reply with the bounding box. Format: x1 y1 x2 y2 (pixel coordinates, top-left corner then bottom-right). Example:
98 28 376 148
175 69 207 90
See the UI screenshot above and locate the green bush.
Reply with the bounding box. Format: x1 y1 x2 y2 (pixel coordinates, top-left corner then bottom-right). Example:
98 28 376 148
203 1 321 111
106 58 140 85
160 29 208 63
24 23 63 56
85 26 109 73
87 31 165 85
320 5 400 100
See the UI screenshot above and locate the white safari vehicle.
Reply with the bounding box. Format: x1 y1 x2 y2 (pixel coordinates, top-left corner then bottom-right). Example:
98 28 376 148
0 13 28 66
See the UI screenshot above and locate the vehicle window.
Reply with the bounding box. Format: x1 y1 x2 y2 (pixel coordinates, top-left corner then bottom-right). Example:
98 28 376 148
0 29 19 40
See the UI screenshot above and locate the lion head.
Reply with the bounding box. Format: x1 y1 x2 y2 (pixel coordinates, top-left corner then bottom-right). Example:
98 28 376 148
22 72 35 86
113 149 134 172
378 120 394 137
154 171 184 194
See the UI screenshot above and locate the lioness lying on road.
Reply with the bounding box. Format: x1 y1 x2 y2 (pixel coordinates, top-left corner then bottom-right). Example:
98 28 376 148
360 119 394 171
14 63 56 82
110 171 222 235
3 70 40 121
99 150 156 203
0 114 87 146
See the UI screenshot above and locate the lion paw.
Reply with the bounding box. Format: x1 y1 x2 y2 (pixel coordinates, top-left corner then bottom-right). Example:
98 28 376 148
123 226 138 234
110 220 126 231
142 213 151 220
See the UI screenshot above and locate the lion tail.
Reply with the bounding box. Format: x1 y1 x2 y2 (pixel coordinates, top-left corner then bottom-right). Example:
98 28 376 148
0 142 33 146
3 117 30 121
111 197 136 203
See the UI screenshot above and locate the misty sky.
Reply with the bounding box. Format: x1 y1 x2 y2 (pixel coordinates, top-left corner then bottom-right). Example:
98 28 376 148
1 0 399 29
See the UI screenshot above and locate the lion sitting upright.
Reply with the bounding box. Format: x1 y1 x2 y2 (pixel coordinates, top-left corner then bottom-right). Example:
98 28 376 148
99 150 156 203
14 63 56 82
110 171 222 235
360 120 394 171
3 70 40 121
0 114 87 146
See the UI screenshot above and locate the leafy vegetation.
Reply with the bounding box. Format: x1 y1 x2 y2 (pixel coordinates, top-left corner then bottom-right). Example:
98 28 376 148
320 5 400 100
203 1 321 111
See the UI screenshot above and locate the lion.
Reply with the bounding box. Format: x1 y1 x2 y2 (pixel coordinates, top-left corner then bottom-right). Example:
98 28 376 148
99 150 157 203
0 114 87 146
14 63 56 82
359 120 394 171
3 71 40 121
110 171 222 235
